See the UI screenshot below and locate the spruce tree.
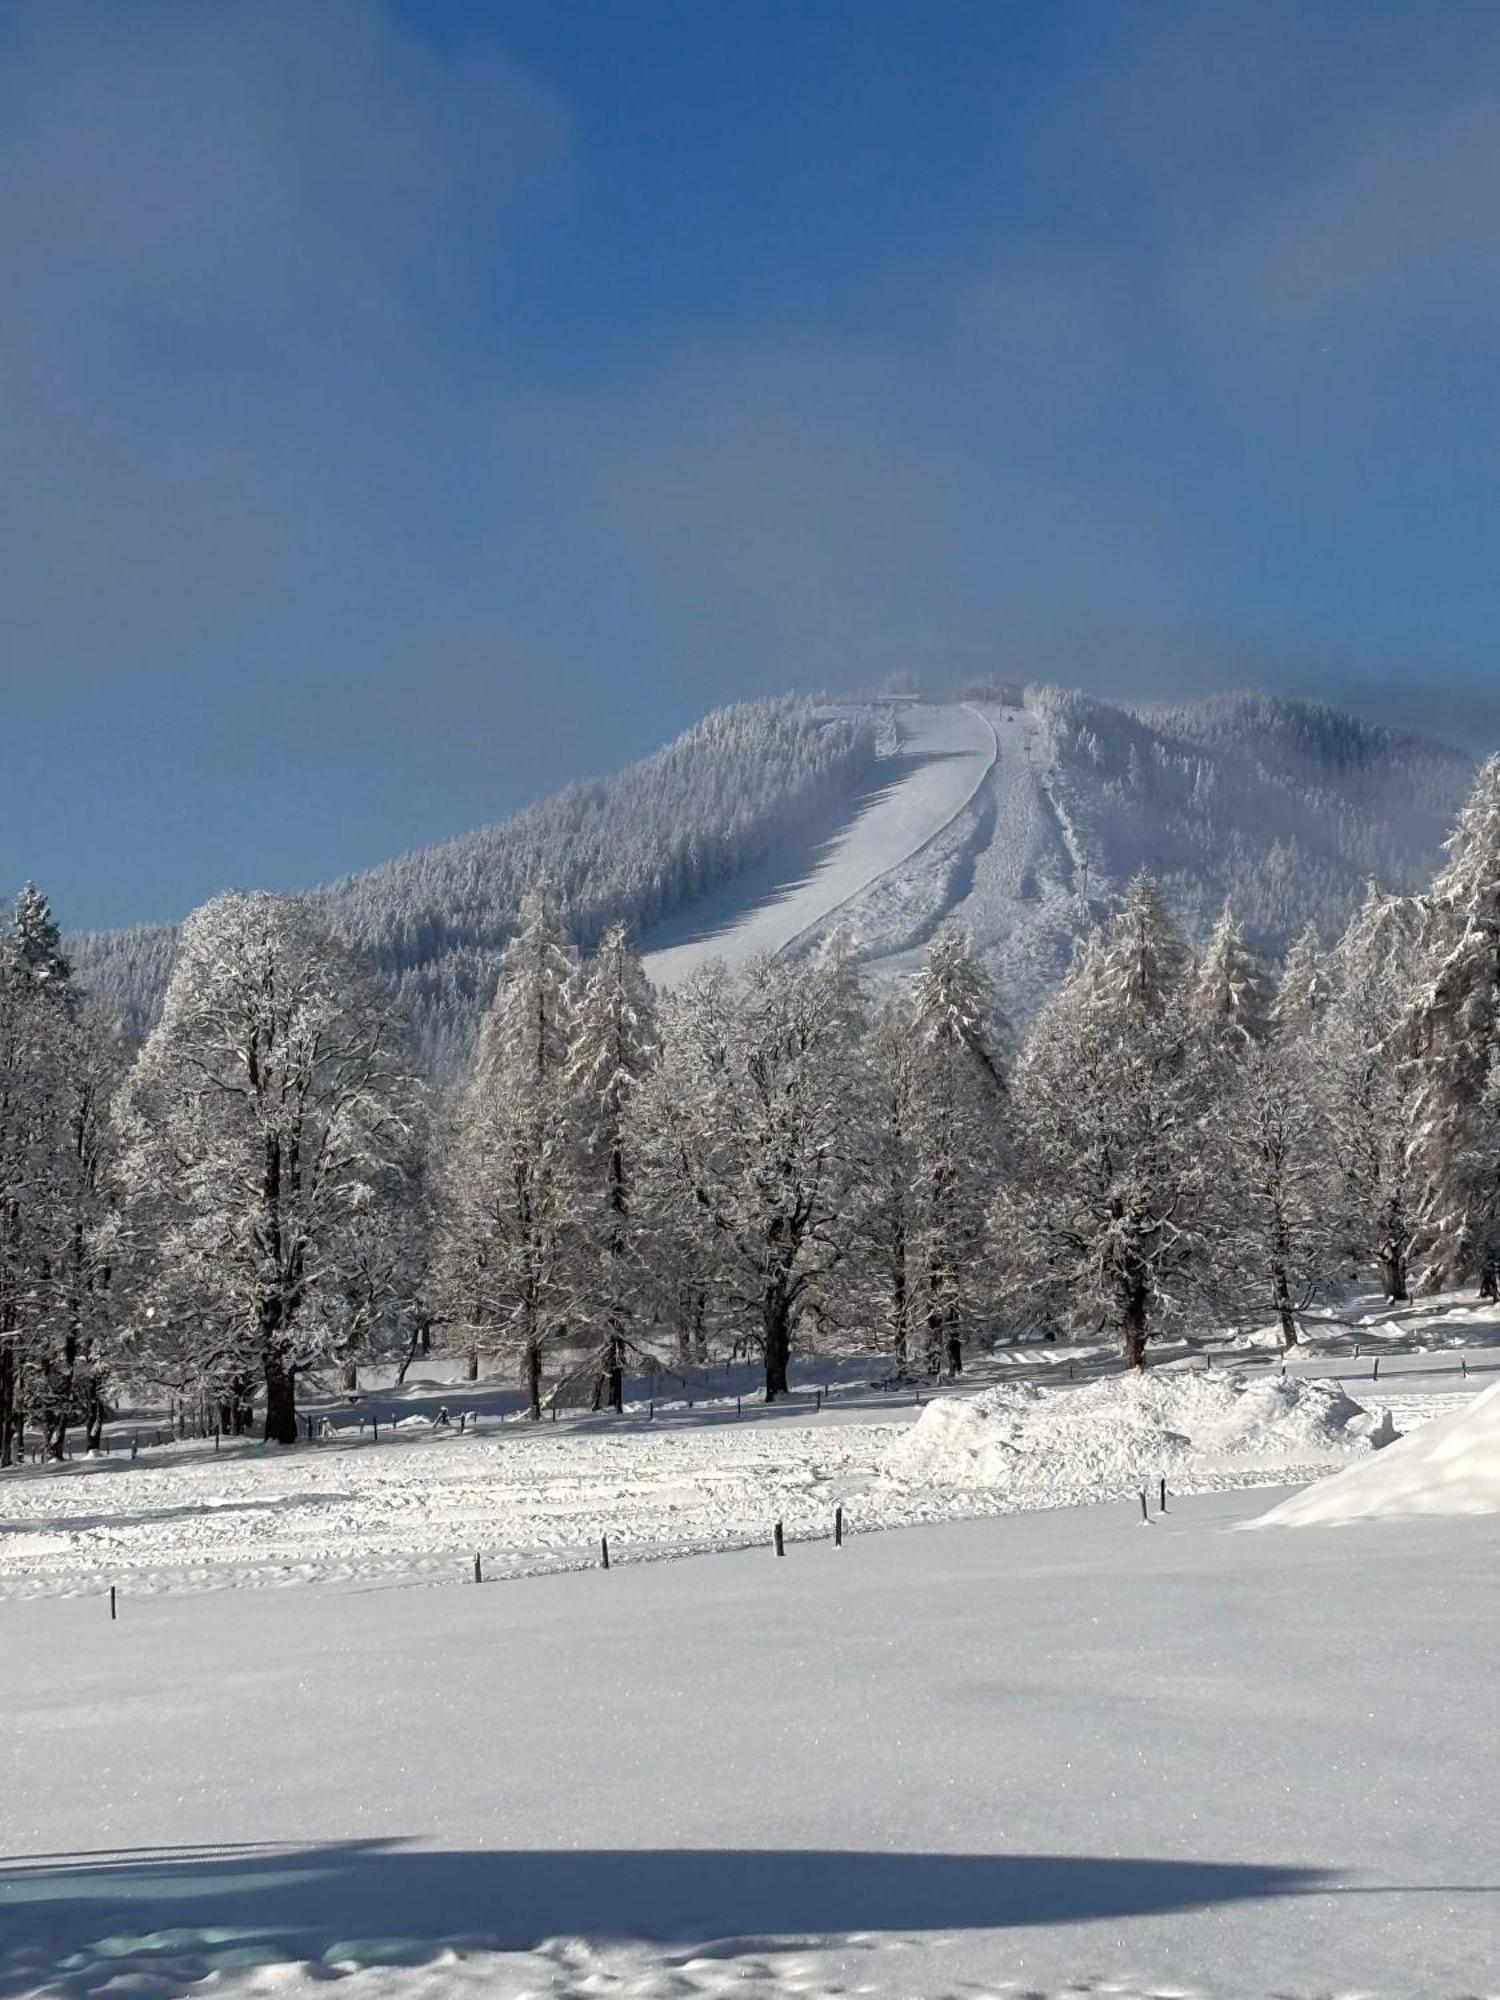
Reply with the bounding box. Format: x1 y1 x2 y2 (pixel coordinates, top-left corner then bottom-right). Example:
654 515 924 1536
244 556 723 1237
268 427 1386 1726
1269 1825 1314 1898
1190 905 1271 1048
1002 878 1208 1366
908 930 1006 1377
1406 755 1500 1296
564 922 659 1412
1323 885 1423 1300
439 885 578 1415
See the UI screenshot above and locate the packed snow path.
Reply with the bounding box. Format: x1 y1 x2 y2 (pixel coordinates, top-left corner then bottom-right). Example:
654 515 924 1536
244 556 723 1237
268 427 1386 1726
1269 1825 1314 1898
642 702 997 987
4 1490 1495 2000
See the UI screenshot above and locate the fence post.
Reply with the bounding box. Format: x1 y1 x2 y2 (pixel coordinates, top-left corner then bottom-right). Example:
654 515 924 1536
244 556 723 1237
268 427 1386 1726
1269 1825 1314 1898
1159 1476 1168 1513
600 1535 610 1571
1138 1489 1150 1524
774 1521 785 1558
109 1586 117 1621
372 1417 379 1443
473 1552 482 1585
834 1505 843 1548
1373 1355 1381 1382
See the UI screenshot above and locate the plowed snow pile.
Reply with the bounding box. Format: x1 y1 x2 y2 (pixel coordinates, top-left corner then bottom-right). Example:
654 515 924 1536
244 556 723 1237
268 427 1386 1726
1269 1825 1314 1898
880 1371 1379 1506
1252 1376 1500 1527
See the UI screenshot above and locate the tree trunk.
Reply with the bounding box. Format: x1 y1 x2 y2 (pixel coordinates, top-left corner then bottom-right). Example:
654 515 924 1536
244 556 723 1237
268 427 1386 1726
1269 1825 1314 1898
1380 1250 1410 1303
262 1347 297 1444
395 1318 428 1388
1121 1284 1149 1370
763 1292 791 1402
0 1341 14 1469
1272 1264 1299 1347
524 1338 542 1421
605 1332 624 1415
341 1360 358 1392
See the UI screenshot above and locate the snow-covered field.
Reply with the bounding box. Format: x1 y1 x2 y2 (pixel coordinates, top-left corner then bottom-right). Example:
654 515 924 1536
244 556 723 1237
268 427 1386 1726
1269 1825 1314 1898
6 1316 1498 1998
0 1356 1476 1600
4 1486 1496 2000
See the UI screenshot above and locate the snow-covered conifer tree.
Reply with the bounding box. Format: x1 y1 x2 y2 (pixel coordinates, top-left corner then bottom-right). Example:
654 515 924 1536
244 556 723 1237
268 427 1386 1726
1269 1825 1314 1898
563 922 659 1411
642 947 862 1399
1270 922 1332 1040
115 892 422 1442
1001 878 1209 1366
907 930 1006 1376
1405 755 1500 1295
0 887 121 1462
858 994 920 1373
439 885 578 1415
1189 905 1271 1048
1322 885 1423 1300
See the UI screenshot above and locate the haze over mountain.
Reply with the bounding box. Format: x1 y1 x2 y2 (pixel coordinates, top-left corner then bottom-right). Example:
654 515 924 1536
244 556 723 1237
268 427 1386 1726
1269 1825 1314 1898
69 683 1473 1073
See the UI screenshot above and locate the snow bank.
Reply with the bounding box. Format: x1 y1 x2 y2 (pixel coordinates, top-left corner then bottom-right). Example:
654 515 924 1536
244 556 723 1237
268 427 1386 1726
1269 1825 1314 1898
1251 1377 1500 1528
880 1371 1378 1505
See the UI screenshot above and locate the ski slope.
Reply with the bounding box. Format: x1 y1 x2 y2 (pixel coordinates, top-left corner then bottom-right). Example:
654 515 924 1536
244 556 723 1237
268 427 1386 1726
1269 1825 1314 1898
642 702 997 987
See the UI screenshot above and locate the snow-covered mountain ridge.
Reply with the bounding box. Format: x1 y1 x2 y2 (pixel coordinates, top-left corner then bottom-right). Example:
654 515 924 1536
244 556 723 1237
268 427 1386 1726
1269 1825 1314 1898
68 685 1473 1065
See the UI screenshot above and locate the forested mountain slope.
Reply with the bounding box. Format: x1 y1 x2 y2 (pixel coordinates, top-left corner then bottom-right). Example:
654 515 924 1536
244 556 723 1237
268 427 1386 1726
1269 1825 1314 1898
68 685 1473 1069
70 698 876 1070
789 687 1474 1024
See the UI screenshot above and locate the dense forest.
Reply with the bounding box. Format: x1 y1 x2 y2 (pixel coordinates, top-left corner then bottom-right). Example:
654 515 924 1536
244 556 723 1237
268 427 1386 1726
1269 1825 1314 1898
66 689 1473 1076
68 698 878 1071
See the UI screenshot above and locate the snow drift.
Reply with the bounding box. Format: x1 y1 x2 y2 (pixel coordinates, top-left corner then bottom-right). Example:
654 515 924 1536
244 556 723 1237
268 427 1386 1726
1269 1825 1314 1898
1251 1377 1500 1528
879 1372 1380 1507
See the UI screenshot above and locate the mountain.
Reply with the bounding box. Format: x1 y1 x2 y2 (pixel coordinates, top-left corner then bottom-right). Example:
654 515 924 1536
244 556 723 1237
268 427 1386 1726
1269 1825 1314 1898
67 685 1474 1069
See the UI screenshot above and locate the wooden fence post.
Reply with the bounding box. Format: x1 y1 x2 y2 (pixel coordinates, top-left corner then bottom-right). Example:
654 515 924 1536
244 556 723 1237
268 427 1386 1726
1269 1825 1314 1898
773 1521 785 1557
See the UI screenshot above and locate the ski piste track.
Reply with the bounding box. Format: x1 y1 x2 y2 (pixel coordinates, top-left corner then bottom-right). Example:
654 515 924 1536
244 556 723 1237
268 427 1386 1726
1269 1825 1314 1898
642 702 998 988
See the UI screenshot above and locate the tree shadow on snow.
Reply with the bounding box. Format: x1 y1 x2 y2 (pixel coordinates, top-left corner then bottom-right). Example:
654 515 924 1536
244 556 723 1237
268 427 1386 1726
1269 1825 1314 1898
0 1840 1344 1996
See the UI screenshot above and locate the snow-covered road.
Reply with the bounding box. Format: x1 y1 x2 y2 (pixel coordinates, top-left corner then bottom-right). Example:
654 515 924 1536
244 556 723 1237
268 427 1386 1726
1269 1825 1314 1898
642 703 997 987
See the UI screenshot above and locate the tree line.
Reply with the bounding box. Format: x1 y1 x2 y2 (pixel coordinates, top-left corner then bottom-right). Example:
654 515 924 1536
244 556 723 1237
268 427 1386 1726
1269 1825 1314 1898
3 753 1498 1457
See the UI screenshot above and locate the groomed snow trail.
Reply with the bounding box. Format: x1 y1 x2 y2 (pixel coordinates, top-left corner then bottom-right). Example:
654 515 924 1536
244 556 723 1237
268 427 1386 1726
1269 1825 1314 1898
642 703 997 988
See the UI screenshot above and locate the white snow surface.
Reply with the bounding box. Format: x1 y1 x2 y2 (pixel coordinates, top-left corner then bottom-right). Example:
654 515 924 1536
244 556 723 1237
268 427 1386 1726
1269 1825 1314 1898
0 1369 1464 1600
1252 1376 1500 1527
642 702 997 988
4 1489 1496 2000
880 1372 1386 1505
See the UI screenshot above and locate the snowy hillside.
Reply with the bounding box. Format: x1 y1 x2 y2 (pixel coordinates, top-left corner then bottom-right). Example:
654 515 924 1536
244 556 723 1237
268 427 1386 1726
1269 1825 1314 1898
649 687 1472 1026
67 686 1472 1062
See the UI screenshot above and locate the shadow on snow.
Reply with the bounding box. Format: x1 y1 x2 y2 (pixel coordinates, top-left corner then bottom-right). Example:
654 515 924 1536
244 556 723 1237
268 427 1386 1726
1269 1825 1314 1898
0 1839 1355 1995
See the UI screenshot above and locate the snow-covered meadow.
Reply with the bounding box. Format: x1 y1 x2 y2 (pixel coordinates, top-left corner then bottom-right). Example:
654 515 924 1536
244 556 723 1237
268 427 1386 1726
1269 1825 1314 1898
5 1315 1499 1999
1 1336 1483 1599
4 1479 1496 2000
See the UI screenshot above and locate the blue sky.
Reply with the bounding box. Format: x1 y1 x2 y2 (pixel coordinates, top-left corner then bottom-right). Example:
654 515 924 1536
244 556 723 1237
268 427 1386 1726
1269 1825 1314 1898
4 0 1498 929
